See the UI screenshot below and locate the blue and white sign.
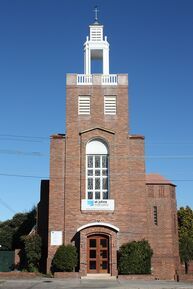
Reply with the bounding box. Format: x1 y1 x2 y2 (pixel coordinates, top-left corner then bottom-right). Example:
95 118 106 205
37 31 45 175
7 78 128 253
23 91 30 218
81 199 114 211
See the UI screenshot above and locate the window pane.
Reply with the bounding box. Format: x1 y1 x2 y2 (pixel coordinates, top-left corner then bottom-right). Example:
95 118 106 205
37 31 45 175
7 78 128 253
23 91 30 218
102 169 107 176
103 191 108 199
95 170 100 176
95 191 100 199
100 250 107 258
90 250 96 258
101 261 107 269
95 156 100 168
100 239 107 248
102 178 108 190
88 178 93 190
95 178 100 189
102 156 107 168
88 191 93 199
90 239 96 247
88 156 93 168
88 169 93 176
90 261 96 270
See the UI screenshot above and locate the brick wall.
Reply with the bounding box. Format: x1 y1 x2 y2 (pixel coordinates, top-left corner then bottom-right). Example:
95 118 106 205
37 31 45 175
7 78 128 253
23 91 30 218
146 182 179 279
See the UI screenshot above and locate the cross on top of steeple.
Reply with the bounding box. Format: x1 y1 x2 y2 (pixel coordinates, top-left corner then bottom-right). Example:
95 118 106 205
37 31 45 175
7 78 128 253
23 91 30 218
93 6 99 24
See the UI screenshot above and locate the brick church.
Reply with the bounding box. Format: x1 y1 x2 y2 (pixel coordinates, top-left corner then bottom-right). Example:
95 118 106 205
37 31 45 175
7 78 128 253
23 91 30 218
38 12 179 279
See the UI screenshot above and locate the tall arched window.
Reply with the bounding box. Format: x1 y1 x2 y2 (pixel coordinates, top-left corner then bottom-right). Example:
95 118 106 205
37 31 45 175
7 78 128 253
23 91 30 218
86 139 109 200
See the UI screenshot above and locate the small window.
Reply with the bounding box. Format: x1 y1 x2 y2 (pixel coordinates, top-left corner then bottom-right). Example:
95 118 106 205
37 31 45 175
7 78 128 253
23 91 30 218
104 96 116 115
153 206 158 225
148 185 154 197
159 185 164 198
78 96 90 115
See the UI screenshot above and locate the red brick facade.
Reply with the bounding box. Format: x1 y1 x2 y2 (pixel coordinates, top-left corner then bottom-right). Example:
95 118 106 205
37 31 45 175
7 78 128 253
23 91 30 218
37 72 179 279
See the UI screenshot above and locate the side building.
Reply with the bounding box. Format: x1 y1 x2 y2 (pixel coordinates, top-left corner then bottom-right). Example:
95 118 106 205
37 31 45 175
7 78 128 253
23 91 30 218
38 16 179 279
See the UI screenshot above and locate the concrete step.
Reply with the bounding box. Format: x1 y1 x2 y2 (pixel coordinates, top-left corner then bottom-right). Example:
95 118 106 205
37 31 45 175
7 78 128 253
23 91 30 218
81 273 117 280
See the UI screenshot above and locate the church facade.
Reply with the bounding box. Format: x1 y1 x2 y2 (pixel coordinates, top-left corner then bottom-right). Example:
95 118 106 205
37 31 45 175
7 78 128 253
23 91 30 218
38 15 179 279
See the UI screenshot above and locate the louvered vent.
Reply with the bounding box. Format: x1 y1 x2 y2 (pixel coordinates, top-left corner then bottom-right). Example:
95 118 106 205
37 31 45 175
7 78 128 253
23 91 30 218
90 27 103 41
104 96 116 115
78 96 90 115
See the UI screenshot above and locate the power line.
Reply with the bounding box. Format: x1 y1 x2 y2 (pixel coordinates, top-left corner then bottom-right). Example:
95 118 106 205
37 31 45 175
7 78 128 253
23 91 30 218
0 172 193 182
0 173 45 179
0 138 46 143
0 134 48 140
0 134 193 146
0 197 16 214
1 150 193 159
0 149 45 157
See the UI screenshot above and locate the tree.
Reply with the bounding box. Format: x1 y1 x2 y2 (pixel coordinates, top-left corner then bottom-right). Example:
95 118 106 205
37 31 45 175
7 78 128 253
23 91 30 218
12 208 36 249
178 206 193 273
118 240 153 275
0 207 36 251
0 220 13 250
51 244 78 273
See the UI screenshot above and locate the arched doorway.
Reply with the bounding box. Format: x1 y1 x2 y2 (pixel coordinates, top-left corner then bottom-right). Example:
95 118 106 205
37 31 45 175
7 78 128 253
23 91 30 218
87 234 109 273
77 223 119 276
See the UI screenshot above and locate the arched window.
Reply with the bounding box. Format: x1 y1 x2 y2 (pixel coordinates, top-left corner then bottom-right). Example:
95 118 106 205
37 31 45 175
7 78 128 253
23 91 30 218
86 139 109 200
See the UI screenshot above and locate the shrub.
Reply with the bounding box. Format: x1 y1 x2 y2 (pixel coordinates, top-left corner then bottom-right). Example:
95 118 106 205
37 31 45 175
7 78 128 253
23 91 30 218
51 244 78 272
118 240 153 274
21 234 42 272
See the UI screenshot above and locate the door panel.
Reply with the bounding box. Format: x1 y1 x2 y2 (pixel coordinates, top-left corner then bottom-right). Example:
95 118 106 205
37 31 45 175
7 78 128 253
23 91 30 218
87 235 109 273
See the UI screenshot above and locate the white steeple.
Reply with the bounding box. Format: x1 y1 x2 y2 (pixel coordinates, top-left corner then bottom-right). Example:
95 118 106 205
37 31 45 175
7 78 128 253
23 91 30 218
84 7 110 75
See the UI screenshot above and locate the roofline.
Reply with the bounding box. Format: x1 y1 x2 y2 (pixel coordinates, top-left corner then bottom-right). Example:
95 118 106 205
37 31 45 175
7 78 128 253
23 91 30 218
50 134 66 139
79 127 115 135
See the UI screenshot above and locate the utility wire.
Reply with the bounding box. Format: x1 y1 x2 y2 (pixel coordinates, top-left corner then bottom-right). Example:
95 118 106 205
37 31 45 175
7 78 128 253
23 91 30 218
1 149 193 159
0 134 48 140
0 149 45 157
0 134 193 145
0 197 16 214
0 172 193 182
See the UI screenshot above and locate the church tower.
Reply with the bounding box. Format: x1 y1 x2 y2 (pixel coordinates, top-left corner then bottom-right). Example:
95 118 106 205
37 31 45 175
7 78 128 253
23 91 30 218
38 9 179 279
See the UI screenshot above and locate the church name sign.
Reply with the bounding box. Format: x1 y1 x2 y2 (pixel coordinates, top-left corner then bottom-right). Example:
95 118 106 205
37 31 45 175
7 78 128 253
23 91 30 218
81 199 114 211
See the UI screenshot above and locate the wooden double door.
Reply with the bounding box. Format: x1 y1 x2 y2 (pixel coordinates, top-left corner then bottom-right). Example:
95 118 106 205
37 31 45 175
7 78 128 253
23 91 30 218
87 235 109 273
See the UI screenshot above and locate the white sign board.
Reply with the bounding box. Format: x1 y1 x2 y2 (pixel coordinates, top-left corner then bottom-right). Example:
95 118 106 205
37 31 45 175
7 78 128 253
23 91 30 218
81 199 114 211
51 231 63 246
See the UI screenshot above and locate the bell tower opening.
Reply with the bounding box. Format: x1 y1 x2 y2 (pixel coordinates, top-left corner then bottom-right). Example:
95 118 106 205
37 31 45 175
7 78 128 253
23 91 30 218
84 6 109 75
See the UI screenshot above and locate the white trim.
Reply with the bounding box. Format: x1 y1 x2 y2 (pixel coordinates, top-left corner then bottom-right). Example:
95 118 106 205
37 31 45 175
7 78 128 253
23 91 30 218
77 222 119 232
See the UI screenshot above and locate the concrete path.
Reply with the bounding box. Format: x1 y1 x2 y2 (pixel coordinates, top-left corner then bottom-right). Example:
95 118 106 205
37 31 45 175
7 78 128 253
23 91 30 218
1 278 193 289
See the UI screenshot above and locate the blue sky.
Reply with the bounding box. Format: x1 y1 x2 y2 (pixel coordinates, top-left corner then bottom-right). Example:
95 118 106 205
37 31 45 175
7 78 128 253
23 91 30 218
0 0 193 221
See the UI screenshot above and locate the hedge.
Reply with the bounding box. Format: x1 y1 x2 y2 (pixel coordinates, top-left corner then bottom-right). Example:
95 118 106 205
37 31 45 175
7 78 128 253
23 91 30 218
118 240 153 274
51 244 78 272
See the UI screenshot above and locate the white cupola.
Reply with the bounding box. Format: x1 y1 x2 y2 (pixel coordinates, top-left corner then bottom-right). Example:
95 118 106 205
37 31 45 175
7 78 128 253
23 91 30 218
84 7 110 75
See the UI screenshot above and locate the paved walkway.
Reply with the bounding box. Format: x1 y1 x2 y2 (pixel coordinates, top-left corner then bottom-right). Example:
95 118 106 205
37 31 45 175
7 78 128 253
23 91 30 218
1 278 193 289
